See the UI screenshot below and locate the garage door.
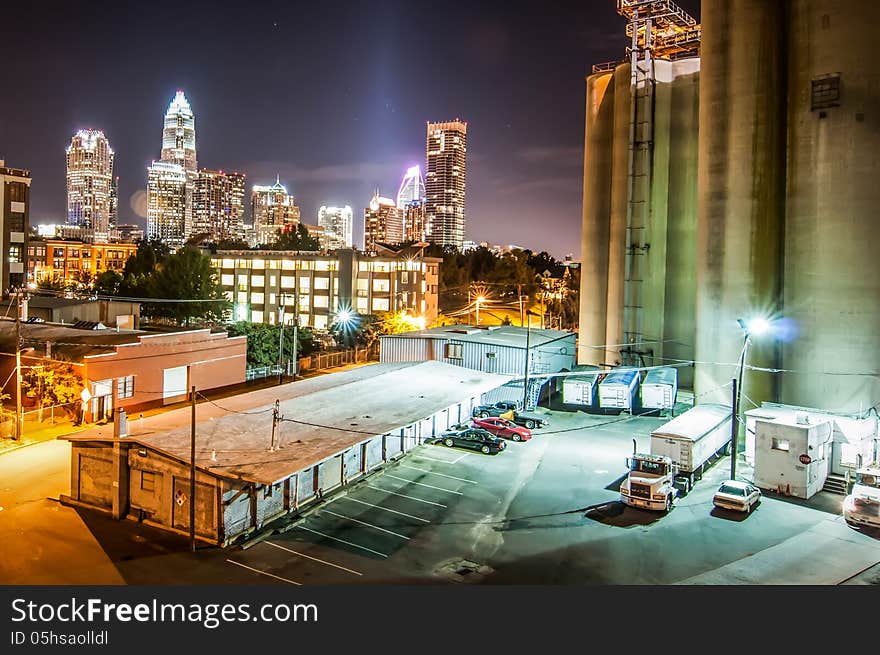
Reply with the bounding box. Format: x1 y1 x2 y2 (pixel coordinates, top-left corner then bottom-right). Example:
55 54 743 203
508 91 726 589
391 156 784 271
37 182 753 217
365 437 384 470
386 433 402 459
163 366 188 402
344 445 364 482
298 468 316 503
319 456 342 492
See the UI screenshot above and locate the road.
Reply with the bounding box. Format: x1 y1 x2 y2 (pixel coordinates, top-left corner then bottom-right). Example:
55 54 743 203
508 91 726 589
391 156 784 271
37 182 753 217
2 407 878 585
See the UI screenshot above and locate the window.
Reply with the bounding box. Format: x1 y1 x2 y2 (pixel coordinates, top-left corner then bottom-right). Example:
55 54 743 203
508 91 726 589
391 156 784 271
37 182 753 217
313 314 328 329
281 275 295 288
357 278 368 291
372 298 389 311
118 375 134 399
771 438 791 452
811 73 841 111
8 246 22 264
373 279 390 292
251 275 264 287
252 310 264 323
446 343 463 359
221 274 234 286
357 297 368 312
314 277 329 290
140 470 156 492
251 292 264 304
314 295 329 308
300 276 311 289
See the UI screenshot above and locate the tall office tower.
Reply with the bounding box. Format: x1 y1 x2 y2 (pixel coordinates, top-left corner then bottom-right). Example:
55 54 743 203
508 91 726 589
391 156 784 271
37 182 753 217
109 176 119 230
363 192 404 254
318 205 353 250
146 161 187 247
193 169 246 243
0 160 31 294
425 119 467 248
397 165 427 242
159 90 197 237
65 129 114 243
251 176 301 246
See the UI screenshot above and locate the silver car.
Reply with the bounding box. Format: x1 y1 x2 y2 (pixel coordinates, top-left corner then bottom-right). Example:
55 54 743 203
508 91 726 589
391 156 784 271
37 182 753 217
713 480 761 514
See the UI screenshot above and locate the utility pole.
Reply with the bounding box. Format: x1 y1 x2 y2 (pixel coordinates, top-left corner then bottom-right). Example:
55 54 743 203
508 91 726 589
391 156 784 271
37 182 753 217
730 377 738 480
277 302 285 385
518 284 524 326
14 288 23 441
190 385 196 553
291 319 298 381
522 312 531 411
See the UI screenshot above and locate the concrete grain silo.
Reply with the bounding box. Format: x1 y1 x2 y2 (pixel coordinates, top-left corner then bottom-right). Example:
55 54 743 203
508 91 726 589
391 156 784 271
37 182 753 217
694 0 787 406
781 0 880 412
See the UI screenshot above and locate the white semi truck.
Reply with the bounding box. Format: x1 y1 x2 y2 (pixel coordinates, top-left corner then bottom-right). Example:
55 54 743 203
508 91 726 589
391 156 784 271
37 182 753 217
843 464 880 529
620 403 733 512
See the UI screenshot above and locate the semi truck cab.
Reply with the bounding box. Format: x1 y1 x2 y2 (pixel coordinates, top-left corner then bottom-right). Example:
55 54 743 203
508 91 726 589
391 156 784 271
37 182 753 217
620 452 678 512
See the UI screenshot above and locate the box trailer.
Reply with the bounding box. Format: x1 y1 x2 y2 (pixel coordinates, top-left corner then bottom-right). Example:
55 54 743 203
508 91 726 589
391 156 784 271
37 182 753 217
650 403 733 491
598 367 640 414
561 372 602 411
640 367 678 415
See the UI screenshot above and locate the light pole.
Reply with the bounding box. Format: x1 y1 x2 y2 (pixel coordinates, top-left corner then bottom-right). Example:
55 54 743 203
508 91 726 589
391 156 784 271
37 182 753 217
476 295 485 325
731 317 771 479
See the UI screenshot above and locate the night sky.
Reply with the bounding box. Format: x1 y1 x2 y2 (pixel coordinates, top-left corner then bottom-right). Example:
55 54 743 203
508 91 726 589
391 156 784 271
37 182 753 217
1 0 699 258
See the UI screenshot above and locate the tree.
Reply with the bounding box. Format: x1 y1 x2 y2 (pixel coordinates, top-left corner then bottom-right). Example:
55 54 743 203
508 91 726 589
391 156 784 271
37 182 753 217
123 238 170 278
146 246 229 326
93 270 123 296
225 321 318 369
21 361 83 407
266 224 320 251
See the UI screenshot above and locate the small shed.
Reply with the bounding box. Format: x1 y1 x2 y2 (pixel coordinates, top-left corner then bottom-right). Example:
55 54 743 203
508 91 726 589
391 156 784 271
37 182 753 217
753 412 834 499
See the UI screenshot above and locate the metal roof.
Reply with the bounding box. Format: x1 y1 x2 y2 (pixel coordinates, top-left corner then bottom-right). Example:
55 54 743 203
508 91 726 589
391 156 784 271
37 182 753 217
380 325 573 349
63 361 513 486
652 403 732 442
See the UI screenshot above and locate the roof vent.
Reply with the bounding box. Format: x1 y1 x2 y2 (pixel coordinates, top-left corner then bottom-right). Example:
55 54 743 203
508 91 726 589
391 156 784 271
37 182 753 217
796 412 810 425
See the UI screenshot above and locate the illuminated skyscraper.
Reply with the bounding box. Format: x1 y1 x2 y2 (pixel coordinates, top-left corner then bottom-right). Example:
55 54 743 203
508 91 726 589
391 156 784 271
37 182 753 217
193 169 246 243
251 176 300 246
318 205 353 250
364 192 403 254
425 119 467 248
396 165 427 243
158 90 197 237
147 161 187 247
66 129 114 243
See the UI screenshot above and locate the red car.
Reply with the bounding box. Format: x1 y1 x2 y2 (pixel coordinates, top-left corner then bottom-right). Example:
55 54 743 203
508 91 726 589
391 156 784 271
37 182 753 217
471 416 532 442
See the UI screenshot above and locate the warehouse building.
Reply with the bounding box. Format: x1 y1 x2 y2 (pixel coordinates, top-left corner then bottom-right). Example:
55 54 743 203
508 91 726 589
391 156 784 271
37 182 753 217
60 361 511 545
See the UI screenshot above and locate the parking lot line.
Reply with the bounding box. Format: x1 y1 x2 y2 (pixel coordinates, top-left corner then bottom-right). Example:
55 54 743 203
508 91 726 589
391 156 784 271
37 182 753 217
226 559 301 585
450 452 469 464
398 464 478 484
265 541 363 576
412 452 460 464
384 473 464 495
322 509 411 540
365 484 447 507
341 496 430 523
294 525 388 558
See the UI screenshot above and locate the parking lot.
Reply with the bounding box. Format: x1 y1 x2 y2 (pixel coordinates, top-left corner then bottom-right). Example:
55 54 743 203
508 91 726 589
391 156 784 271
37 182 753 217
213 406 880 585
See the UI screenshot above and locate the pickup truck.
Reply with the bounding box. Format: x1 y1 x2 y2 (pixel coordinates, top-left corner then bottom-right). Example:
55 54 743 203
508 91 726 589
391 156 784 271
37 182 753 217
471 400 549 430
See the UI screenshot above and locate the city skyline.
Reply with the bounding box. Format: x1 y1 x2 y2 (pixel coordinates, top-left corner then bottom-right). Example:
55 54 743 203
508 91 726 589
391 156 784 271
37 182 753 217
0 0 705 258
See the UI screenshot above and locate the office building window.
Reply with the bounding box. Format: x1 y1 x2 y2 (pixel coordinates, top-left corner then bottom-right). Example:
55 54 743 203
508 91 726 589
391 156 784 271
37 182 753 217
118 375 134 399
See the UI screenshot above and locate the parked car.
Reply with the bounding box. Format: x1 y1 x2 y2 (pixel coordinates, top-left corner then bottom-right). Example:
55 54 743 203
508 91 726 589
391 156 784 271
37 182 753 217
439 427 506 455
471 400 550 430
471 416 532 442
712 480 761 513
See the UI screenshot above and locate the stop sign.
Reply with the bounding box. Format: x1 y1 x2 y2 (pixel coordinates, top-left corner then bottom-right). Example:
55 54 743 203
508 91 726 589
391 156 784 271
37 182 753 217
799 454 812 465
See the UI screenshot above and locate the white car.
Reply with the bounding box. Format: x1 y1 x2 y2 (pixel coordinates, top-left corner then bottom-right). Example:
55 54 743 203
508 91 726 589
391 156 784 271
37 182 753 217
713 480 761 514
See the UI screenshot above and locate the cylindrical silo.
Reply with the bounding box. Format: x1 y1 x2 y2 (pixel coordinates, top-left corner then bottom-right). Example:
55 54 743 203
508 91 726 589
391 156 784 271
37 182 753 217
781 1 880 413
694 0 787 406
605 62 634 367
578 71 615 367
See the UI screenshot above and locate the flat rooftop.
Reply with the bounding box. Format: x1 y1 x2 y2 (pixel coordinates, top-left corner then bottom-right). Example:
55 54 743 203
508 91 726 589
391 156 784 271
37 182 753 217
381 325 573 349
64 361 513 485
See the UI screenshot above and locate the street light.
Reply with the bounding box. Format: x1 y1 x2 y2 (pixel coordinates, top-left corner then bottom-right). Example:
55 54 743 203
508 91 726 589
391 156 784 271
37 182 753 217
476 296 485 325
731 317 772 479
277 303 285 385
